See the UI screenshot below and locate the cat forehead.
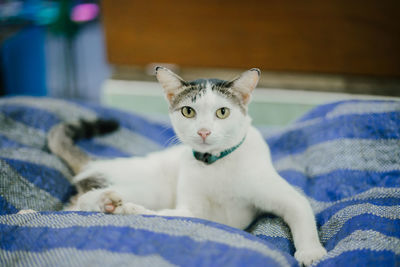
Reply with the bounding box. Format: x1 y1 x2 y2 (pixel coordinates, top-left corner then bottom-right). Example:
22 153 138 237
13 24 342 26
170 79 245 112
191 78 230 88
180 87 233 108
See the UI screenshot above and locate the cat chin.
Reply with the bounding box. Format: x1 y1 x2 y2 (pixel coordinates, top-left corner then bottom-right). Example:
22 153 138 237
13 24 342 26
189 143 214 153
189 143 230 155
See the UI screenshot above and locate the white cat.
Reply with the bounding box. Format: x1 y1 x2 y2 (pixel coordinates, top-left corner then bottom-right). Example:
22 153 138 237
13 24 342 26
48 67 327 266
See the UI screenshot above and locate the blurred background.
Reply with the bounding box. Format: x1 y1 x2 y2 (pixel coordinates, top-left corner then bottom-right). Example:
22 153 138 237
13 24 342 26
1 0 400 128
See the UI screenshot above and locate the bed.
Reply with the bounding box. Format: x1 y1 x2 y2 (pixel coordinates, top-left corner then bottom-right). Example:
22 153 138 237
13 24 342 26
0 97 399 266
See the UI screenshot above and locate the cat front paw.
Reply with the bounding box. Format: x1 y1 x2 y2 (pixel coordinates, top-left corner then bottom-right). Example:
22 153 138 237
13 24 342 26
100 190 123 214
17 209 37 214
295 246 327 266
120 202 145 214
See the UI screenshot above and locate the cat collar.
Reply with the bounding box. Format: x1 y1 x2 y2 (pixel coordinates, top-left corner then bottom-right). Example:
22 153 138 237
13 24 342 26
193 137 246 165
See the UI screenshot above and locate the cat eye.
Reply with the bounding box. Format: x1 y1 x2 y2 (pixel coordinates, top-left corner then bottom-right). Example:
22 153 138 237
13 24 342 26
181 106 196 118
216 107 230 119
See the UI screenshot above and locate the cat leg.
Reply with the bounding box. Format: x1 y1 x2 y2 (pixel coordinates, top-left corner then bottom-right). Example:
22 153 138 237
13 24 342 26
285 194 327 266
75 189 192 218
253 176 327 266
113 201 194 218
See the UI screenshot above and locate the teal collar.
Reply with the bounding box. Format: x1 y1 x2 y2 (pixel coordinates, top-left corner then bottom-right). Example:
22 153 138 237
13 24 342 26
193 137 246 165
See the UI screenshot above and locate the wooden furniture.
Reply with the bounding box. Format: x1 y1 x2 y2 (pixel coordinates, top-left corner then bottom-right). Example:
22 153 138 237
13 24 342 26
102 0 400 77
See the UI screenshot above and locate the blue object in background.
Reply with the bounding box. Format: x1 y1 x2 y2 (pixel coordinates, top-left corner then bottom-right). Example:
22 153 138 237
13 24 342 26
0 26 47 96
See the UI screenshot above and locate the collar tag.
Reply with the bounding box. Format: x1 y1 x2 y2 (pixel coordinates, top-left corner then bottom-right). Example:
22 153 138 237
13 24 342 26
193 137 246 165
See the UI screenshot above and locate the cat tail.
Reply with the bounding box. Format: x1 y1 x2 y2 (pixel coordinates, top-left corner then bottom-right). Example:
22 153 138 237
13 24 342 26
47 118 119 174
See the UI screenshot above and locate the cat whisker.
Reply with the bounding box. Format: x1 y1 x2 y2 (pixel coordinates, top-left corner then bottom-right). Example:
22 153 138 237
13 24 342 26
159 124 174 134
163 136 176 146
170 137 181 146
164 135 181 147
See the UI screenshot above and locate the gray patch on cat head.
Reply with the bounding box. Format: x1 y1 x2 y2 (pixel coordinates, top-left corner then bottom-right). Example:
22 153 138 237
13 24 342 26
170 80 205 110
75 176 108 193
210 80 246 113
170 79 246 113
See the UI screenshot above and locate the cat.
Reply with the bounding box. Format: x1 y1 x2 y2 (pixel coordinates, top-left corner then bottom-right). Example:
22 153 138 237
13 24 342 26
48 67 327 266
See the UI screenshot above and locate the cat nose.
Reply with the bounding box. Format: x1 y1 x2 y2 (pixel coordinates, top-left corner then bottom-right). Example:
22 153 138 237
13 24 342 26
197 128 211 141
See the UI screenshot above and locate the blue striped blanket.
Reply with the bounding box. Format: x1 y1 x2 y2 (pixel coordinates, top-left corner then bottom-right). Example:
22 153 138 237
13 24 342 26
0 97 399 266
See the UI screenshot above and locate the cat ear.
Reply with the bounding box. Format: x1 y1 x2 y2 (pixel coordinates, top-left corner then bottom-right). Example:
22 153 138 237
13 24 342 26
155 66 187 101
230 68 260 105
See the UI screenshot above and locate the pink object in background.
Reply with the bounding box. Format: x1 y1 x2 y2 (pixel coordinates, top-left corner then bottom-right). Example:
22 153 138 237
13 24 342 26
71 3 99 23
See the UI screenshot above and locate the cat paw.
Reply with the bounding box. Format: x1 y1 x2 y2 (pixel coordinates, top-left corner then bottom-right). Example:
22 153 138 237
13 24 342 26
100 191 123 214
295 246 327 266
119 202 144 214
17 209 37 214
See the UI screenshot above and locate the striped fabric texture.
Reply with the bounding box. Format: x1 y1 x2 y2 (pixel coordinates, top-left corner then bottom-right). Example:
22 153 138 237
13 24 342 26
0 97 399 266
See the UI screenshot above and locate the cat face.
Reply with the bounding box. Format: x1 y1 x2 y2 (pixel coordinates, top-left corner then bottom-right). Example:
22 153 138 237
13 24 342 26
156 67 260 154
169 83 250 153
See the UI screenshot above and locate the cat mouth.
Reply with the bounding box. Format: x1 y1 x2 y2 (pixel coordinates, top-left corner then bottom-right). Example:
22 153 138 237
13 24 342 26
189 137 213 148
194 139 212 147
195 137 211 145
